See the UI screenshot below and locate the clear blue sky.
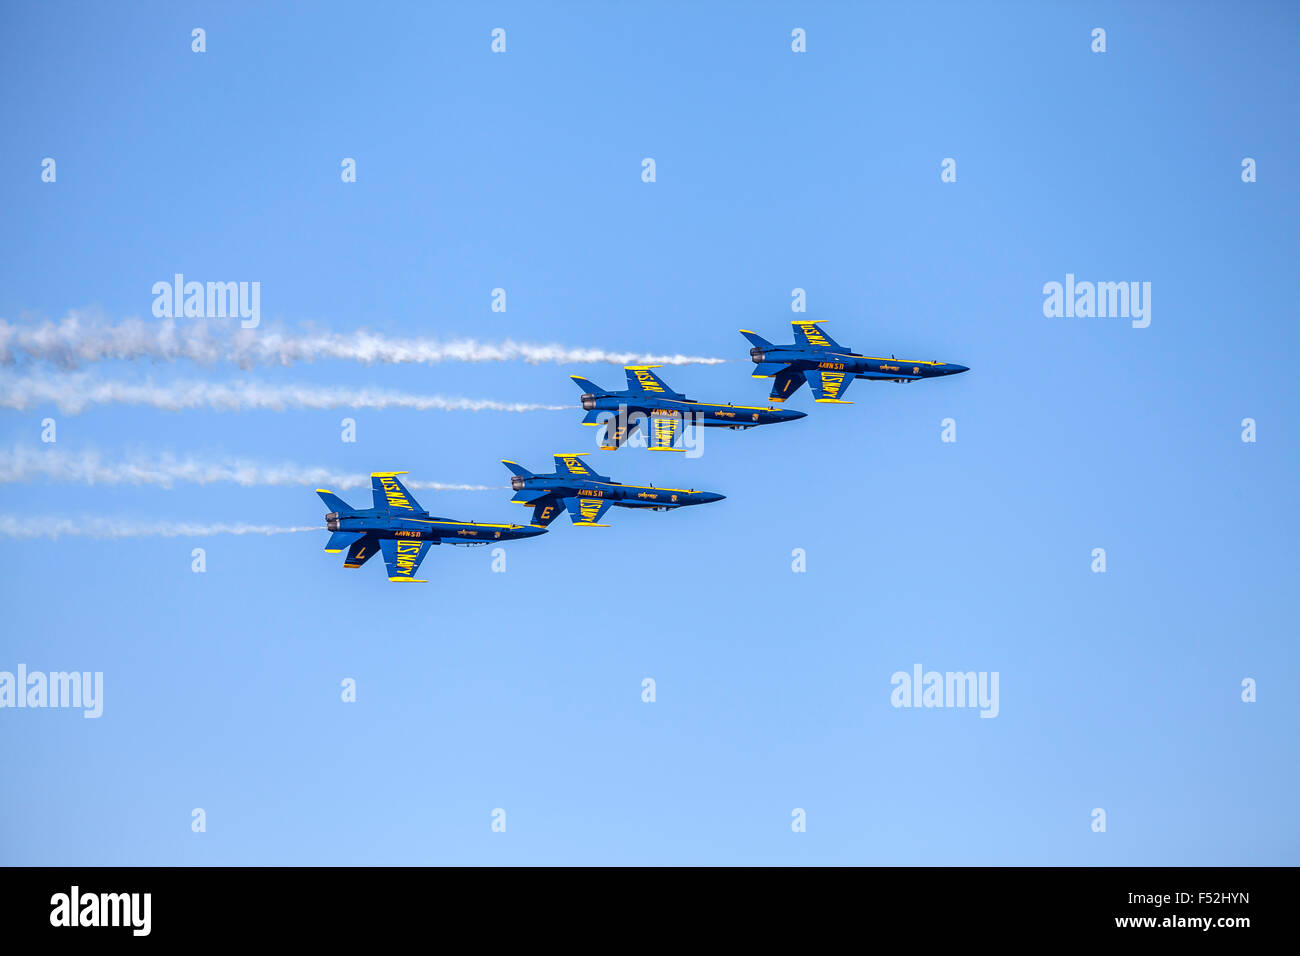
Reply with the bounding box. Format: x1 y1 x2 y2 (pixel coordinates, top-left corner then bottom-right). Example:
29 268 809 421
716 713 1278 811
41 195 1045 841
1 1 1296 865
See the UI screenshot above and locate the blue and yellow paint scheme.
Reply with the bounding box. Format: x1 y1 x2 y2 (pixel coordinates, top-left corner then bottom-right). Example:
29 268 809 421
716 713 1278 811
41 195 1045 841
740 321 969 404
571 366 806 450
502 455 724 527
317 472 546 582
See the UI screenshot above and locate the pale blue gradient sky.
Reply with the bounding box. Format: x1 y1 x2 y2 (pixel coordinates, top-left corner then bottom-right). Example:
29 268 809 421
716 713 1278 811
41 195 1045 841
1 1 1296 865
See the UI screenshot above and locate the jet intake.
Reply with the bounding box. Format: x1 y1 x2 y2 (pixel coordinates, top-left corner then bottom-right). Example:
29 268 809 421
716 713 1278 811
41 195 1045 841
325 512 340 531
509 476 525 492
580 393 596 410
749 348 766 364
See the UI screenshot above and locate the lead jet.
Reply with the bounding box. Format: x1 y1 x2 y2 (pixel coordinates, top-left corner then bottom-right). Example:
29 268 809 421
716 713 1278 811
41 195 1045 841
571 365 806 451
740 321 969 404
502 454 725 527
317 472 546 582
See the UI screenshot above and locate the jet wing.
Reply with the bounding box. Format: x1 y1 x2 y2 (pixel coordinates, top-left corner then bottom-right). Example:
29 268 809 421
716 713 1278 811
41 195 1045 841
553 454 607 478
647 410 686 451
564 495 613 526
380 538 432 582
372 472 425 514
600 415 640 451
791 320 844 350
343 533 379 568
804 368 855 404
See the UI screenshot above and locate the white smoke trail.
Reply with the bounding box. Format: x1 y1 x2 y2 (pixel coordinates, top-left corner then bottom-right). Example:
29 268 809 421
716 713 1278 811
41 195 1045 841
0 315 728 368
0 446 501 491
0 516 320 540
0 372 568 415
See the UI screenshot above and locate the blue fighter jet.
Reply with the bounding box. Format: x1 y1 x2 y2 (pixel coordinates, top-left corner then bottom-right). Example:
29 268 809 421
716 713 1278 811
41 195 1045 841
502 454 725 527
740 321 969 404
317 472 546 582
572 365 806 451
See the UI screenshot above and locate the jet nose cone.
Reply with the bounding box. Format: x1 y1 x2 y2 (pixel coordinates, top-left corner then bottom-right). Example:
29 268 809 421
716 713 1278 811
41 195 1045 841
698 492 726 503
779 409 808 421
519 525 547 537
949 364 969 374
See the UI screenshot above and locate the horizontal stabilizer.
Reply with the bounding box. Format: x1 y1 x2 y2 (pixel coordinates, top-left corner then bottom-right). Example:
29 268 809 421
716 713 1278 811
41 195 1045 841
316 489 353 513
510 488 551 505
570 375 605 395
324 531 364 553
501 460 533 477
739 329 775 349
752 362 786 378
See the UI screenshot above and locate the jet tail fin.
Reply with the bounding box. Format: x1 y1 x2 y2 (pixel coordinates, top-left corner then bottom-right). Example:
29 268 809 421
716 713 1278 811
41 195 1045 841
530 495 563 528
316 489 354 513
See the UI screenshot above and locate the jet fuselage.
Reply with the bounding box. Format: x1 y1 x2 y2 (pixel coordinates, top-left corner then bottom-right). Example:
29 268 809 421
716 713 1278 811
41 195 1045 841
749 347 969 384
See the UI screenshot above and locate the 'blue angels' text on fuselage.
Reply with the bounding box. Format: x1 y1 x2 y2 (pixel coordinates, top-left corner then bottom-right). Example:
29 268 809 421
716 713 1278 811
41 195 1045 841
501 455 725 527
739 321 969 405
317 472 546 582
570 365 806 451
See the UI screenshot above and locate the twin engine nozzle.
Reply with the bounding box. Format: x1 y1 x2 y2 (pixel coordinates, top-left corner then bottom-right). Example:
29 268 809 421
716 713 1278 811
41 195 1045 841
325 511 340 531
509 476 525 492
749 347 766 363
580 393 596 410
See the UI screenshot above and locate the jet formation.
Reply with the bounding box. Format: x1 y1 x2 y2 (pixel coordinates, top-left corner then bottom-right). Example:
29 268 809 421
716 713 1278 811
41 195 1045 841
319 321 968 580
